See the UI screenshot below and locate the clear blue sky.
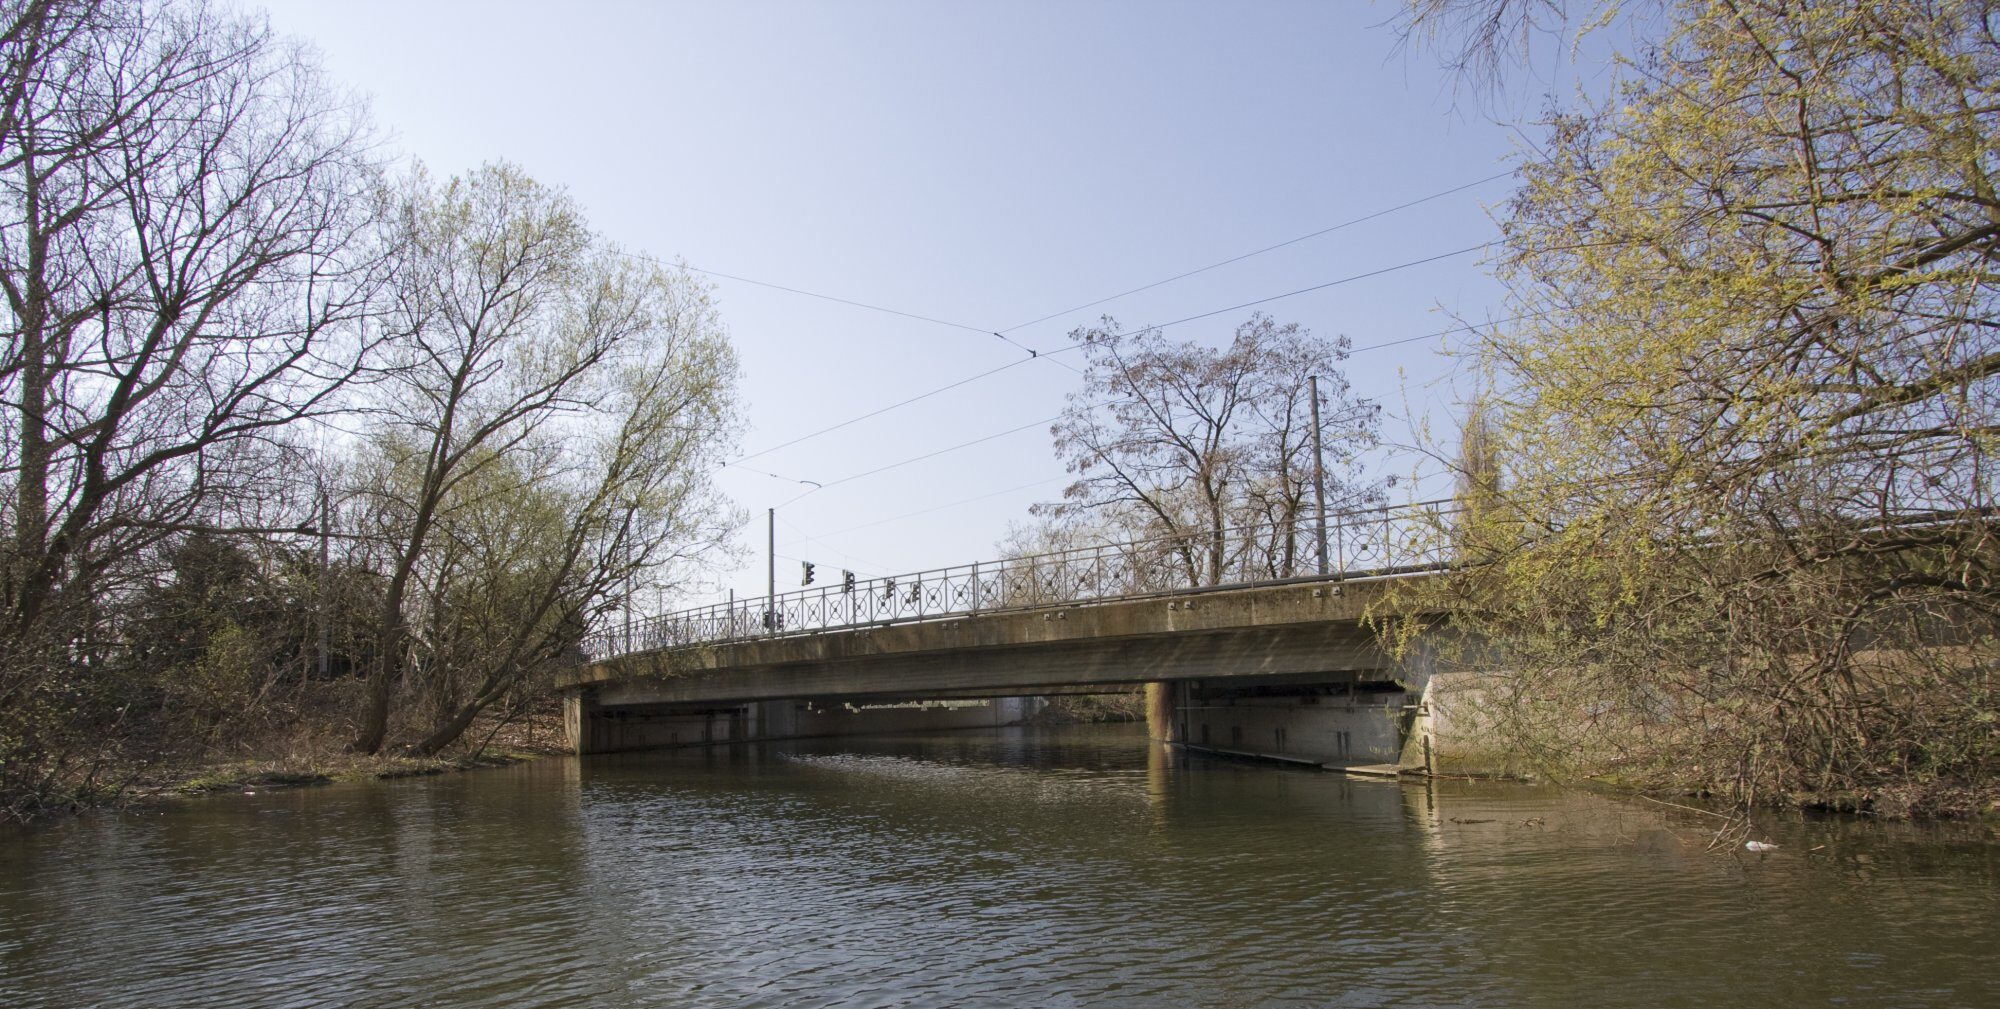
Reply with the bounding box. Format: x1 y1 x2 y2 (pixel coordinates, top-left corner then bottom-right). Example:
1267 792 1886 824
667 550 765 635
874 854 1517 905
255 0 1559 604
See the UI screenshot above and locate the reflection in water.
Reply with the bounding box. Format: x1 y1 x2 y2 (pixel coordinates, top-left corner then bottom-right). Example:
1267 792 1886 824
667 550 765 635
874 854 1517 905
2 725 1996 1008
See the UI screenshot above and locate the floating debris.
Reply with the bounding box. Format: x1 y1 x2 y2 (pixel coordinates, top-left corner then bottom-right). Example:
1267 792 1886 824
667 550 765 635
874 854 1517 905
1744 840 1778 852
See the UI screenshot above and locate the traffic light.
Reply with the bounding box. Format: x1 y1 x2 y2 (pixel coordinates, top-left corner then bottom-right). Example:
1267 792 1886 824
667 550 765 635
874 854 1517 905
801 560 816 586
841 569 856 593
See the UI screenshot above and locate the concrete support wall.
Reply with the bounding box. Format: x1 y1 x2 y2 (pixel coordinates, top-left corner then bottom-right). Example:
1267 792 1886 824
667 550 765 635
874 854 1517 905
1398 669 1517 776
1174 680 1409 767
1143 681 1178 742
1387 636 1517 776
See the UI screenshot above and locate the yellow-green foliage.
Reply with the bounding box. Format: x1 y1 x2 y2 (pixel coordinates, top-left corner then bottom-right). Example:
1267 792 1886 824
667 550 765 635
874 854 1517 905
1395 0 2000 816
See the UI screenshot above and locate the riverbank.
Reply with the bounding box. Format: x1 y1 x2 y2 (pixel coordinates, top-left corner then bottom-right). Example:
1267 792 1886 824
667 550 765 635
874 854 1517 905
1026 691 1146 725
1571 767 2000 822
143 701 570 803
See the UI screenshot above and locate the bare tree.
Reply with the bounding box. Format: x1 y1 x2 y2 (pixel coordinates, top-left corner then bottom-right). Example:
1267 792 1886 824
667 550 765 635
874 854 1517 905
0 0 384 812
1039 314 1381 587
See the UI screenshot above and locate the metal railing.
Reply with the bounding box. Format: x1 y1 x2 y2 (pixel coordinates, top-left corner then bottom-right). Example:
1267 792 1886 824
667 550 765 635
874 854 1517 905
579 498 1459 663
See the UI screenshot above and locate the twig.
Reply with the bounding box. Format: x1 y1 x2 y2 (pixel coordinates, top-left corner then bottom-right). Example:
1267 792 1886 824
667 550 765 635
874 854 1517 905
1630 792 1735 820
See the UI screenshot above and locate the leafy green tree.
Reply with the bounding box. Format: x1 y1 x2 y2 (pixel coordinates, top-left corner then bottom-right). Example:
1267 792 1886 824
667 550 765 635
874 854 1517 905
1394 0 2000 814
350 162 737 755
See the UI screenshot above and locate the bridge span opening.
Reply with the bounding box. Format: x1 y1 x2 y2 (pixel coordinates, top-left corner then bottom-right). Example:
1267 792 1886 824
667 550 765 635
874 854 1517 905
562 572 1508 773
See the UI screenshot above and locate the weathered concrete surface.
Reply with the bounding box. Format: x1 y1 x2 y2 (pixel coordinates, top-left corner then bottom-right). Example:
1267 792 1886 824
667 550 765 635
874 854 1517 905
1389 633 1520 776
1174 681 1411 768
570 578 1405 708
554 575 1517 768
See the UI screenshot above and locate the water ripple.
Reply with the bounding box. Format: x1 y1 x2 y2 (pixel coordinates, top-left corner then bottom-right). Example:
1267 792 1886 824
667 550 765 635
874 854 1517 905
2 727 1997 1008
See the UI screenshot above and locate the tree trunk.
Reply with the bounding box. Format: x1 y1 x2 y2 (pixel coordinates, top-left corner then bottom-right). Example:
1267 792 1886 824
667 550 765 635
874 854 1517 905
412 693 485 757
349 439 450 754
350 570 415 754
9 161 52 644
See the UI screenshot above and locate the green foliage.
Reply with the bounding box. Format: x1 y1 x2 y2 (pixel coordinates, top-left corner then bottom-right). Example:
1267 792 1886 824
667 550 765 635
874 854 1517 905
1393 0 2000 816
352 161 740 757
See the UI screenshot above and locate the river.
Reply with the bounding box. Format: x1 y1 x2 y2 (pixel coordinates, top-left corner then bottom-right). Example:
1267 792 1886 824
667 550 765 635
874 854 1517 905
2 725 1996 1008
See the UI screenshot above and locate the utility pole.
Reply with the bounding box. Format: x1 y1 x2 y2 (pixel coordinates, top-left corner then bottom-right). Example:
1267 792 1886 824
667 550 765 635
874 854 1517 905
766 506 776 633
1309 374 1330 576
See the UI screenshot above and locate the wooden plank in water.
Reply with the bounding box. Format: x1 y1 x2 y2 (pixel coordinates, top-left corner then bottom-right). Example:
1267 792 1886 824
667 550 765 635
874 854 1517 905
1341 763 1408 779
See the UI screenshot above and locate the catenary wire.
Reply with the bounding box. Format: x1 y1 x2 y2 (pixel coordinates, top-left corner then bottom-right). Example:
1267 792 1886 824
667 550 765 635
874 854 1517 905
999 170 1512 333
756 312 1524 527
731 243 1492 465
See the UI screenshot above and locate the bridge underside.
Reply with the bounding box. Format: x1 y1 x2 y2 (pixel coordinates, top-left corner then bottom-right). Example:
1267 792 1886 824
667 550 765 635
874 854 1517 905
565 578 1426 764
582 621 1387 708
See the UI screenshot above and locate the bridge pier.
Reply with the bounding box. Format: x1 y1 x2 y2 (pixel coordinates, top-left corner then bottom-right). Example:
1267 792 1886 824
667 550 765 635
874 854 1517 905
1144 681 1180 743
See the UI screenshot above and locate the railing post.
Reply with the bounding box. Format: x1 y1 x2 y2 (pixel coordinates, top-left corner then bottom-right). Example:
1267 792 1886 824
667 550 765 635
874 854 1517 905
970 562 980 614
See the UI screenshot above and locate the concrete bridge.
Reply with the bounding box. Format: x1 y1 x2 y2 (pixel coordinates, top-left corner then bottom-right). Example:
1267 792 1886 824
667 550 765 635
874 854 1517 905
565 500 1492 772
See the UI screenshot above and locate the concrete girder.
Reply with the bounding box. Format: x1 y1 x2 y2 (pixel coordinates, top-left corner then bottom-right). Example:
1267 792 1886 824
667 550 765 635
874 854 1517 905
572 578 1415 709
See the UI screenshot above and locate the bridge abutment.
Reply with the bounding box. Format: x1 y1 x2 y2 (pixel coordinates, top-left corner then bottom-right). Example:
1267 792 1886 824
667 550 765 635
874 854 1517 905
1169 677 1412 768
1144 681 1179 743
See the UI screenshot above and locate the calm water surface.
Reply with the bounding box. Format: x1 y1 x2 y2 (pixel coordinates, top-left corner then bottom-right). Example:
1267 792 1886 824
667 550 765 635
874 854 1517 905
2 725 1996 1008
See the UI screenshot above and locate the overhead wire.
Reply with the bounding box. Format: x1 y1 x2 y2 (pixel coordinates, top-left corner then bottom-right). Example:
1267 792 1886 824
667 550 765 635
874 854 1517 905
1133 243 1491 334
763 313 1522 542
607 248 1074 370
674 174 1515 564
774 413 1064 506
659 259 992 336
726 311 1524 586
620 171 1507 466
731 356 1042 464
731 242 1493 466
998 170 1513 333
814 475 1071 539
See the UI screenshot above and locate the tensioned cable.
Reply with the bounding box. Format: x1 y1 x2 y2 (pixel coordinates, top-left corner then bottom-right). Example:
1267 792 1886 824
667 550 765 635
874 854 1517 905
767 314 1527 527
608 249 1072 364
731 356 1042 464
814 475 1072 539
612 171 1509 384
999 170 1512 333
772 413 1063 507
731 243 1492 465
1136 243 1491 334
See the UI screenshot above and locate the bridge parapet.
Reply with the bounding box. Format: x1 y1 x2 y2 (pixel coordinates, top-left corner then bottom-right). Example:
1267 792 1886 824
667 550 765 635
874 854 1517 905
584 498 1457 663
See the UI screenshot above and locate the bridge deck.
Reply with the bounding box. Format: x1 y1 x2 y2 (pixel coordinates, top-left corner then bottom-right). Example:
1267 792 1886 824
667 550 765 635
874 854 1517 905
573 574 1420 707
